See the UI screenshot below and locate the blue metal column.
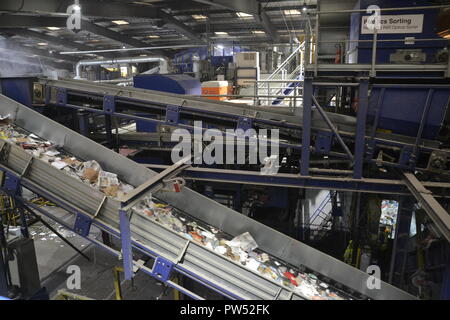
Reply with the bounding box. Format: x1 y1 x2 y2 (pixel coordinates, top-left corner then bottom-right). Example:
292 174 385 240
0 252 7 297
77 111 90 137
441 248 450 300
119 210 134 280
353 78 369 179
301 77 313 176
388 196 414 289
0 221 8 297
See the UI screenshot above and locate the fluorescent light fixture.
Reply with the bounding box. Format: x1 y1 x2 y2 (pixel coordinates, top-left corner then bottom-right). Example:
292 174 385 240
37 42 48 46
112 20 130 25
252 30 265 34
214 32 228 36
147 35 160 38
284 9 301 15
47 27 60 31
192 14 207 20
236 12 252 18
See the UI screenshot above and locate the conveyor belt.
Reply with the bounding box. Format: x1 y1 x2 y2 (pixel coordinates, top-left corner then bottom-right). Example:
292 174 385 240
0 94 416 300
36 78 441 149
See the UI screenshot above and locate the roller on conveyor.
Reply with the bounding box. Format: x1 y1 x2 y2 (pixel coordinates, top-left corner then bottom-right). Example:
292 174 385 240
0 93 416 300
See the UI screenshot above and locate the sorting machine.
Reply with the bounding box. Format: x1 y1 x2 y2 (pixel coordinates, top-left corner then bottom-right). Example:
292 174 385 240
0 93 417 300
21 77 450 241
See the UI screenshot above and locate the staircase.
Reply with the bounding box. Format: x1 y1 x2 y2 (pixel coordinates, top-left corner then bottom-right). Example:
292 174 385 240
258 43 305 106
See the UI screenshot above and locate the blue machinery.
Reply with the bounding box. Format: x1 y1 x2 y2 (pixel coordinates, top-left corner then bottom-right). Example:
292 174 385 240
0 73 449 298
0 83 423 300
0 1 449 299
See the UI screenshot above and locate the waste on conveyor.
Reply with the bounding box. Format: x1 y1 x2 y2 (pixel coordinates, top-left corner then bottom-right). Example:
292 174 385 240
0 116 355 300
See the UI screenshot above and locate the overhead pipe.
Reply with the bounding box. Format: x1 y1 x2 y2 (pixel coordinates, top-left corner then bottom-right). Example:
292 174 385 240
75 55 169 79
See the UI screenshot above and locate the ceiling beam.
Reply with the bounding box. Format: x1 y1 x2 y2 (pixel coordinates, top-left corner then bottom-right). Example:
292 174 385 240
255 10 280 42
158 10 205 44
190 0 259 15
0 38 79 63
0 0 159 19
80 19 165 55
191 0 279 42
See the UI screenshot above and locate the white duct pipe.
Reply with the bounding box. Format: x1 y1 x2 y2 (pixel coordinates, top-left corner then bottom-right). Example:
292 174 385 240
75 56 169 79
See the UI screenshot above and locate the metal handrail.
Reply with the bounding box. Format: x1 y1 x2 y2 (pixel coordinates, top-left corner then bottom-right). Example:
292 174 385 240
259 42 305 88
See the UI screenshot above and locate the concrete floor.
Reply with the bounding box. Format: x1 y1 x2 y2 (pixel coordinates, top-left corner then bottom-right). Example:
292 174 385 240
24 206 174 300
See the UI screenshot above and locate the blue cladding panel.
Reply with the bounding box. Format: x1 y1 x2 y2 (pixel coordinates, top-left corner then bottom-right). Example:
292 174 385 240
0 78 33 107
368 86 450 139
74 213 92 237
135 114 158 133
350 0 447 64
134 74 201 95
152 257 174 282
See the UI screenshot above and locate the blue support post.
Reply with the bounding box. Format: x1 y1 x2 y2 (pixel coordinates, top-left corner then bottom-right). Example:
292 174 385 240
237 117 253 131
0 250 8 297
441 249 450 300
366 88 385 161
388 196 414 288
353 78 369 179
56 88 67 106
301 77 313 176
103 95 115 147
166 105 180 125
0 207 9 297
119 210 134 280
77 111 90 137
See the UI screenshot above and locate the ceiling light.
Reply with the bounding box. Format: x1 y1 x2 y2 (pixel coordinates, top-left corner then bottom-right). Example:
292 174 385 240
148 35 160 39
73 4 81 11
192 14 207 20
284 9 301 15
302 2 308 11
112 20 130 25
215 32 228 36
47 27 60 31
37 42 48 46
217 45 224 49
236 12 252 18
252 30 265 34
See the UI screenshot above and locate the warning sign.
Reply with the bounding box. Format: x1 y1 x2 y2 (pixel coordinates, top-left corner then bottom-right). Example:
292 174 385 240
361 14 424 34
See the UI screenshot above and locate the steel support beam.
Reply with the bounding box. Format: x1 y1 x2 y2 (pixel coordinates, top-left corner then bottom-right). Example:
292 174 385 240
192 0 279 42
403 172 450 242
158 10 205 44
353 78 369 179
388 196 415 288
255 10 281 42
0 1 159 19
191 0 260 14
80 19 164 55
301 77 313 176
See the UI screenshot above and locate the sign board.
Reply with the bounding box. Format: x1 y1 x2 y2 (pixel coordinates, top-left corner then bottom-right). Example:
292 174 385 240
361 14 424 34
